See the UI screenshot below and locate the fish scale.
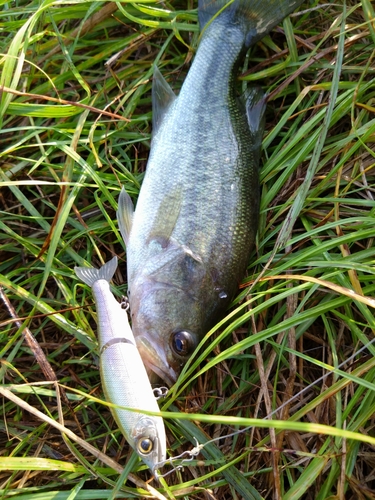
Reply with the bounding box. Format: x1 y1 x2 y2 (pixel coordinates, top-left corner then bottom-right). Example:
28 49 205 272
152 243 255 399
117 0 305 385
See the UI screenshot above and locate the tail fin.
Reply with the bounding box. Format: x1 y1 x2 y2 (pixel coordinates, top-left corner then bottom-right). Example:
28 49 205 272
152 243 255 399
198 0 304 47
75 256 118 288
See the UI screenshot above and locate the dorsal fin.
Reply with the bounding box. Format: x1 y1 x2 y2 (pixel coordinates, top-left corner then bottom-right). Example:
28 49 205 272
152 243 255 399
152 66 176 134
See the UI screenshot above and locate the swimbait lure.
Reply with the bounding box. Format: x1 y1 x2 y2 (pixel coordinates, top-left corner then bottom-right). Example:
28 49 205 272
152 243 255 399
75 256 166 472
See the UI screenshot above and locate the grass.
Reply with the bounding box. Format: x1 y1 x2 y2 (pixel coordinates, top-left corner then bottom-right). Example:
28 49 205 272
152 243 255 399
1 0 375 498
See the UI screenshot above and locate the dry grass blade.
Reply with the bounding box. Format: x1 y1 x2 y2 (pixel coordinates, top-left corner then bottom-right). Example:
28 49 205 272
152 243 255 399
260 274 375 309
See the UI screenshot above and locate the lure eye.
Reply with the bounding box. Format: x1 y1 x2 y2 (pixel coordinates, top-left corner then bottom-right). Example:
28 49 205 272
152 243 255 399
137 437 153 455
171 330 196 357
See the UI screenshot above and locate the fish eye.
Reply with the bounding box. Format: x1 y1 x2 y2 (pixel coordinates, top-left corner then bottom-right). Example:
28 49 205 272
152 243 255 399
170 330 196 357
137 437 154 455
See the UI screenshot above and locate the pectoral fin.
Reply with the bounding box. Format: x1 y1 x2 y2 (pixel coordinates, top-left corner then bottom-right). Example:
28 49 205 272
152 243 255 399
147 186 182 246
152 66 176 134
243 87 266 152
117 187 134 245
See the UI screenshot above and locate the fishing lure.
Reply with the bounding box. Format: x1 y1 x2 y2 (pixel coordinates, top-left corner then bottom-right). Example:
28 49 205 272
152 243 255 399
75 256 166 472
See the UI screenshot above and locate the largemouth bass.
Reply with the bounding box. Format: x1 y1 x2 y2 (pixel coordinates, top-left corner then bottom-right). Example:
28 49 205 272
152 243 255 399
74 256 166 472
117 0 304 385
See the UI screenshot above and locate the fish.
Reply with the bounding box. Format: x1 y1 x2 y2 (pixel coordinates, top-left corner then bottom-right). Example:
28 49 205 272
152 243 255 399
117 0 305 386
74 256 166 472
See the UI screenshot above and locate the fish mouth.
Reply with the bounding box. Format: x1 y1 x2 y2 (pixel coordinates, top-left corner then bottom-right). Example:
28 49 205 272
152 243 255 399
136 336 177 387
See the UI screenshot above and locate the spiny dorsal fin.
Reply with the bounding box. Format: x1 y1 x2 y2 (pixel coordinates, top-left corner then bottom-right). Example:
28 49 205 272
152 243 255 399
75 256 118 288
117 187 134 245
152 66 176 135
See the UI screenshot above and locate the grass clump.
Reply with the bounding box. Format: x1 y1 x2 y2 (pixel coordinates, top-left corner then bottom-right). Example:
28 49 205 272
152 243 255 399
1 1 375 499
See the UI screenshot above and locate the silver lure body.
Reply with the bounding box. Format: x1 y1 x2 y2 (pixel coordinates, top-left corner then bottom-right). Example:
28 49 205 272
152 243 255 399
75 256 166 472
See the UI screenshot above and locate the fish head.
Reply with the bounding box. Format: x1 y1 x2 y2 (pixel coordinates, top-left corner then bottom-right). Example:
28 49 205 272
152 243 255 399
131 415 166 472
129 278 203 386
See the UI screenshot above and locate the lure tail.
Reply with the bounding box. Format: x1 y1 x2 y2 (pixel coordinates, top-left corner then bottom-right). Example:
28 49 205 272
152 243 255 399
199 0 305 47
74 256 118 287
